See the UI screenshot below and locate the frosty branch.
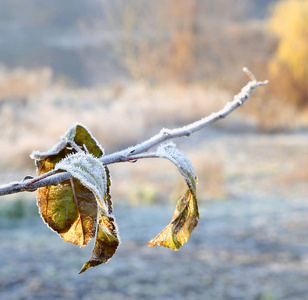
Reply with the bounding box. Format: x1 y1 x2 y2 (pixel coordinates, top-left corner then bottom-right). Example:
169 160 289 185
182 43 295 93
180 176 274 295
0 68 267 197
0 68 268 273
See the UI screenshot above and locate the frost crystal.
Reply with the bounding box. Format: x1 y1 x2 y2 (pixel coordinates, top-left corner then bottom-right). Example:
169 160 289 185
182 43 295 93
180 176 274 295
156 143 196 193
55 153 108 211
30 139 68 160
62 122 104 155
30 122 104 160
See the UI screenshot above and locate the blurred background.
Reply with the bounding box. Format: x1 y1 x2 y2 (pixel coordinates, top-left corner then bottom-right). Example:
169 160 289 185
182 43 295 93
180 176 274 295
1 0 308 299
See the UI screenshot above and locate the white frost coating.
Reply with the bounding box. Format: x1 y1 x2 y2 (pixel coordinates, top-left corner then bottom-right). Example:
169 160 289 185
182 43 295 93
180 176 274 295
62 122 78 140
30 122 104 161
30 139 68 160
156 142 196 192
55 153 109 212
64 122 105 156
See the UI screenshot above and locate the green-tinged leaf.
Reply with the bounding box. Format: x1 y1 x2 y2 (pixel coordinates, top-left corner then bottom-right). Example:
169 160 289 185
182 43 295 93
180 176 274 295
104 165 113 215
67 124 104 158
37 178 97 246
148 190 199 250
149 143 199 250
30 123 104 160
35 153 102 247
55 153 109 212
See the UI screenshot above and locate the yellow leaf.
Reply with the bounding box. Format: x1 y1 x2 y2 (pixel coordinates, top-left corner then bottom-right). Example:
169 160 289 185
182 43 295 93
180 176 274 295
148 189 199 250
150 144 199 250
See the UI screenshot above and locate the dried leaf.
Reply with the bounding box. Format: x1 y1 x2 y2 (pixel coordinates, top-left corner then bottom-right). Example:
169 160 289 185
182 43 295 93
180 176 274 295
31 123 119 273
55 152 120 273
30 123 104 160
148 190 199 250
149 143 199 250
78 162 120 274
79 205 119 274
55 153 109 212
32 124 105 247
37 178 97 246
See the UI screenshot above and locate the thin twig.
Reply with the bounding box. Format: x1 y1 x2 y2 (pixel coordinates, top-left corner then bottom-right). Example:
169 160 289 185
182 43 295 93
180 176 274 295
0 68 268 196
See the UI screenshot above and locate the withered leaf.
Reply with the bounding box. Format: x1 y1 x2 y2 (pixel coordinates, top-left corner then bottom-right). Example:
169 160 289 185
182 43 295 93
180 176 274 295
79 205 119 274
55 152 120 273
30 123 104 161
31 123 119 273
37 177 97 246
55 153 109 212
149 143 199 250
148 190 199 250
32 124 105 247
76 160 119 274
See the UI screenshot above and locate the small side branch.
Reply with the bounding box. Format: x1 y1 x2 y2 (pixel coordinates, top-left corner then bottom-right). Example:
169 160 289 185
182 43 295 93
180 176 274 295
0 68 268 196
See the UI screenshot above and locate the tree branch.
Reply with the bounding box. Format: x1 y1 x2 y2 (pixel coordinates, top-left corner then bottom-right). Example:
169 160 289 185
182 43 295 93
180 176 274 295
0 68 268 196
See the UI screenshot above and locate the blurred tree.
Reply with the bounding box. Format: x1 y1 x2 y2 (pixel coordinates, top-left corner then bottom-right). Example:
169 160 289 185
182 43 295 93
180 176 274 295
103 0 198 83
82 0 199 84
79 0 271 85
268 0 308 107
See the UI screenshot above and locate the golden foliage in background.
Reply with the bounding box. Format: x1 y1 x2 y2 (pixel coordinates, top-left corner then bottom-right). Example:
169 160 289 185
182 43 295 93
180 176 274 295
268 0 308 108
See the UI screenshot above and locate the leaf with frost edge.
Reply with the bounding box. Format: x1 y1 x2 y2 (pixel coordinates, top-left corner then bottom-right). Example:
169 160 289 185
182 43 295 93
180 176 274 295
148 142 199 250
30 122 104 160
56 153 120 273
55 153 109 212
30 123 106 247
31 123 120 272
156 142 196 194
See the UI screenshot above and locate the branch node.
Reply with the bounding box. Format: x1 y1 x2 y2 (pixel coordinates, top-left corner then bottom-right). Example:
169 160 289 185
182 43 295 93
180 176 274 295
22 175 34 181
161 128 172 136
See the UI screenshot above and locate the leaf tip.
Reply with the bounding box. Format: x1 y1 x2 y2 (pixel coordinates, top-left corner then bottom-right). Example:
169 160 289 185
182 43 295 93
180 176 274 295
78 263 89 274
79 260 103 274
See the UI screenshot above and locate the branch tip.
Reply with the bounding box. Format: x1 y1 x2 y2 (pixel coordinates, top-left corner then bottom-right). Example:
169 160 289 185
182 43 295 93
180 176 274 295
242 67 257 82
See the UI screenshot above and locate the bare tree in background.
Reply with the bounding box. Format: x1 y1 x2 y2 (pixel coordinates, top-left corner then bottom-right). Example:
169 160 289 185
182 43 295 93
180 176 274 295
83 0 198 83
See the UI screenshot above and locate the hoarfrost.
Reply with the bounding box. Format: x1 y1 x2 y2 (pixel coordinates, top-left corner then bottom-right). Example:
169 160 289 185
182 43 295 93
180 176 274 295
55 153 109 212
30 122 104 160
30 139 68 160
156 142 196 193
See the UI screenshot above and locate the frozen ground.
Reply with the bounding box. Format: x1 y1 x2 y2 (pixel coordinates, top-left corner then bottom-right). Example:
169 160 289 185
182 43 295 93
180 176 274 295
1 197 308 300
